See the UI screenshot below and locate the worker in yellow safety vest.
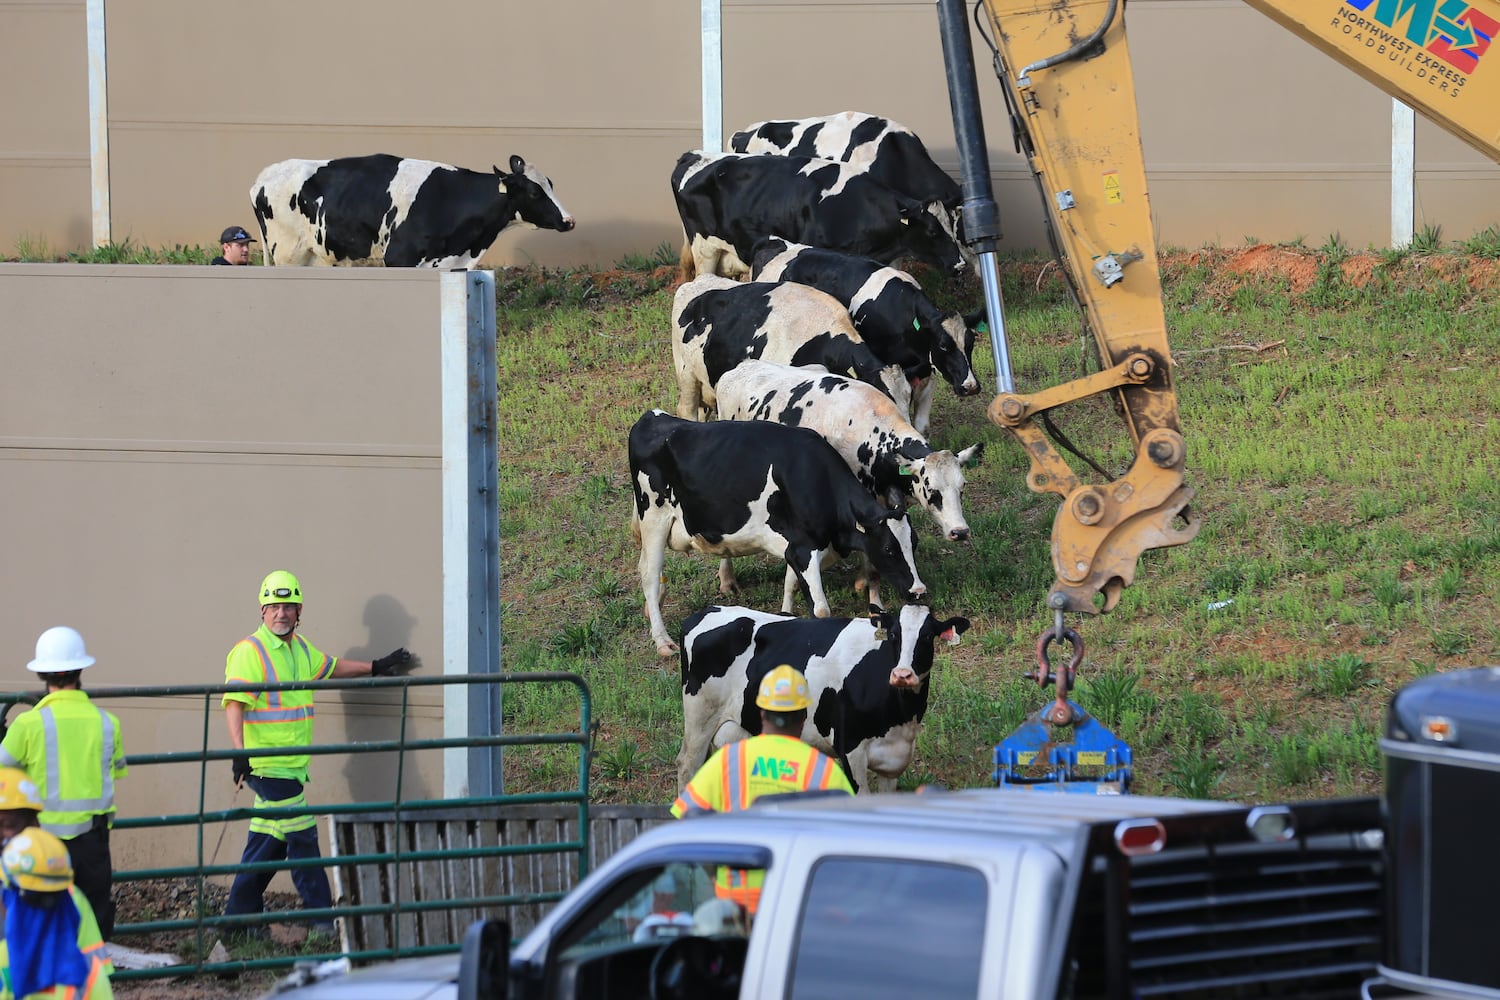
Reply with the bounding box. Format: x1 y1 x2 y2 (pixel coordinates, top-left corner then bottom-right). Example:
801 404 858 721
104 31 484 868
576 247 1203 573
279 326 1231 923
0 771 113 999
221 570 413 940
0 628 125 940
670 665 854 914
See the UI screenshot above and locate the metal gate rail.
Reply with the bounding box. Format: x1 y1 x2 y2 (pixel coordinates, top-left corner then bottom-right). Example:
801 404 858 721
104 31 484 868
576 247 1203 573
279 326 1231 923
0 671 591 982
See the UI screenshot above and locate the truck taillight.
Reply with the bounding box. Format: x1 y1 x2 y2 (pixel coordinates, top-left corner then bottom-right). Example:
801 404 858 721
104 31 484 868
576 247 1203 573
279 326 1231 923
1421 715 1457 742
1113 819 1165 856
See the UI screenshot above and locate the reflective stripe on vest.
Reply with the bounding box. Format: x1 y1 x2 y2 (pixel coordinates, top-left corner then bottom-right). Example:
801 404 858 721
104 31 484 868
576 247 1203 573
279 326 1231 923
724 741 747 810
806 751 833 790
39 705 116 818
239 635 315 725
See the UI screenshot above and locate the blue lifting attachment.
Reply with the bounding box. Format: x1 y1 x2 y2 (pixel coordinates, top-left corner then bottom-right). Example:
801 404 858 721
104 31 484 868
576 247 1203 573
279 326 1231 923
991 622 1133 793
993 700 1133 793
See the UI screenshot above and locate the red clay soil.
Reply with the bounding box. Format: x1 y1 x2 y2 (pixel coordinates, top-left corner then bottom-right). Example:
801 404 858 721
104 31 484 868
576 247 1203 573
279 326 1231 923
1173 243 1500 298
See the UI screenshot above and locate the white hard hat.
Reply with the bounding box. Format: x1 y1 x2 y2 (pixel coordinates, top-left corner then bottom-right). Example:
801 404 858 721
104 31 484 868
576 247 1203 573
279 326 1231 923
27 626 96 673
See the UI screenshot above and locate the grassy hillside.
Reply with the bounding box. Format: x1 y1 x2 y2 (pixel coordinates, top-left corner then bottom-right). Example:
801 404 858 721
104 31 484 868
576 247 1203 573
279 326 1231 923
488 243 1499 807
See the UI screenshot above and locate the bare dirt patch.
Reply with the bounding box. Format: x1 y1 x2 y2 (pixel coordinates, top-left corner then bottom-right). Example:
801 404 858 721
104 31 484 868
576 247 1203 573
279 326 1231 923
110 880 316 999
1168 243 1500 300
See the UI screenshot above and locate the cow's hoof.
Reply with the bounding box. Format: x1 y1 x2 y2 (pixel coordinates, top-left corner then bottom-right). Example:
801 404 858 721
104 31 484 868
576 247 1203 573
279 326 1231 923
814 607 831 619
656 640 680 657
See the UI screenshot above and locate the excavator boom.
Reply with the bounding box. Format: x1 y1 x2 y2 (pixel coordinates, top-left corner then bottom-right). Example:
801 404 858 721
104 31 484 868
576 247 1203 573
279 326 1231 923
1246 0 1500 161
937 0 1499 619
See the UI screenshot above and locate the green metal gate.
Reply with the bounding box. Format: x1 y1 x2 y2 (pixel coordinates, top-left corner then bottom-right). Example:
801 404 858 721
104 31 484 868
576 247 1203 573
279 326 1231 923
0 671 595 985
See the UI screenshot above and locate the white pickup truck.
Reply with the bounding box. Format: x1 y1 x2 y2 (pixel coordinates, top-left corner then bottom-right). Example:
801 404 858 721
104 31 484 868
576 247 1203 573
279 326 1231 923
263 666 1500 1000
263 788 1387 999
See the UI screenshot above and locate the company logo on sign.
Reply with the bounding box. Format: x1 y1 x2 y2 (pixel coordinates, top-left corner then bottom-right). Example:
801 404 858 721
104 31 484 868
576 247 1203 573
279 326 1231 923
1345 0 1497 73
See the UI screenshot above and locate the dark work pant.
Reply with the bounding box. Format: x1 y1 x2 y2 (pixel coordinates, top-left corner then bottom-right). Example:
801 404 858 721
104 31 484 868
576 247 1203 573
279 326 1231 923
224 775 333 922
68 820 115 940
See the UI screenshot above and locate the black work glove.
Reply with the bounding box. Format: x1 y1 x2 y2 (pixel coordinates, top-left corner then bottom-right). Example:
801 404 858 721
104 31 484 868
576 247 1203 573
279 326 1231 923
371 648 414 677
232 754 251 788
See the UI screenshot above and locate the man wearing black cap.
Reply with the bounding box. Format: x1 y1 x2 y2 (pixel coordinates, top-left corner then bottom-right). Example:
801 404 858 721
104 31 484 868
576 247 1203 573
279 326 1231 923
212 225 256 265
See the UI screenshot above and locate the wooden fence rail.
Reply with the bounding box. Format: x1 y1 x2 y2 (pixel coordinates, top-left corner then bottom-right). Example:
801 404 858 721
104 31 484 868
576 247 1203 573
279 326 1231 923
331 804 672 950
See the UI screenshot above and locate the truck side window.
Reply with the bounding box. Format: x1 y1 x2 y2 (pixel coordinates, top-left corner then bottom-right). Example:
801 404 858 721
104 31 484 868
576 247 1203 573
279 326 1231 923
788 858 987 1000
561 862 717 956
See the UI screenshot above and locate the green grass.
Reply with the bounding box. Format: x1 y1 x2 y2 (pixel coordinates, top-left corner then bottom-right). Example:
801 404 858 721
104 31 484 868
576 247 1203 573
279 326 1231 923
491 244 1500 806
5 236 220 264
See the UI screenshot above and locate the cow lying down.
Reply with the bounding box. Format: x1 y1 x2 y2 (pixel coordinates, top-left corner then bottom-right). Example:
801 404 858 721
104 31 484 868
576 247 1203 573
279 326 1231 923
629 411 925 656
250 153 574 268
677 604 970 793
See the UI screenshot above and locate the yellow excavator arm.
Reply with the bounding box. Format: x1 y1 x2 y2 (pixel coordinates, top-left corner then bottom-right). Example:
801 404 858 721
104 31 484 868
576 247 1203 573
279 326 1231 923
936 0 1500 621
1246 0 1500 160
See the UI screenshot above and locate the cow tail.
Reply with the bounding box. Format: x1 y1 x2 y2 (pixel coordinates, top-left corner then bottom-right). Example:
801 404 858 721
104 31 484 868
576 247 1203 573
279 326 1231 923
678 240 696 284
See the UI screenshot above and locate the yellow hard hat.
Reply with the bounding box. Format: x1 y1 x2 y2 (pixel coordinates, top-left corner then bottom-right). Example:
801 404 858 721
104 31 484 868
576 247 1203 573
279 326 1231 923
0 828 73 893
756 665 811 712
0 767 43 812
258 570 303 606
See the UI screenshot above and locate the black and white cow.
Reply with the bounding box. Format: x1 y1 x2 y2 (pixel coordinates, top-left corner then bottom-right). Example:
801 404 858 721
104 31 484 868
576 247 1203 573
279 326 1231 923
677 604 970 792
716 360 983 544
729 112 965 264
670 151 965 282
752 238 982 434
671 274 909 421
630 411 926 656
250 153 574 268
730 112 961 210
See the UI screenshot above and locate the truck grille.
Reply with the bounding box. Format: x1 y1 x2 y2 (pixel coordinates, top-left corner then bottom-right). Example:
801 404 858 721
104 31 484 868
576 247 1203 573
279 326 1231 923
1069 819 1383 999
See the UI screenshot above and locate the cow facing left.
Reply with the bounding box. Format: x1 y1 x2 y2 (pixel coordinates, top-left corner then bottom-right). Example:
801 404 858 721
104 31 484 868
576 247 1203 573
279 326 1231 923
250 153 575 268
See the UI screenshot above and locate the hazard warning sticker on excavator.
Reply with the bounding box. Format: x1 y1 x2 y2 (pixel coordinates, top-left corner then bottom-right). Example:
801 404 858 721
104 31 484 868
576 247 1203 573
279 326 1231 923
1104 171 1122 205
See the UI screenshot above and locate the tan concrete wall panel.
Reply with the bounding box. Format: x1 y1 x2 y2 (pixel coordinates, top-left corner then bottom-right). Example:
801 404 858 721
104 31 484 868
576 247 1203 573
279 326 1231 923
0 265 449 869
0 1 90 251
0 1 1496 262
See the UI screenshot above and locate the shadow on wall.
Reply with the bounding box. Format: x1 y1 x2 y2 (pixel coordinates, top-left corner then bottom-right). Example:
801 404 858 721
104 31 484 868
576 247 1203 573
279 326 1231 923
338 593 428 806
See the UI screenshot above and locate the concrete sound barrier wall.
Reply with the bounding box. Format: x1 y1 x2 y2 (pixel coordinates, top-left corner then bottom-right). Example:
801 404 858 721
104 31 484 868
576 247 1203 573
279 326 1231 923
0 263 499 873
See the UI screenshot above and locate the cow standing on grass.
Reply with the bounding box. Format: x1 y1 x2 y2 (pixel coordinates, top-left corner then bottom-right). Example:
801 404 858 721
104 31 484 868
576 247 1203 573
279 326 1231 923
250 153 574 268
671 151 965 282
729 111 967 266
677 604 970 792
752 237 982 434
671 275 909 421
629 411 926 656
716 360 983 545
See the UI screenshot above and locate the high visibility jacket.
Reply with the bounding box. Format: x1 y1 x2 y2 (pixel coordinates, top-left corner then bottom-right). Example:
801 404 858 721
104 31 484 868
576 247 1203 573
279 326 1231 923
0 886 115 999
670 734 854 912
222 624 335 781
0 692 125 840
